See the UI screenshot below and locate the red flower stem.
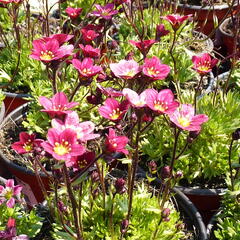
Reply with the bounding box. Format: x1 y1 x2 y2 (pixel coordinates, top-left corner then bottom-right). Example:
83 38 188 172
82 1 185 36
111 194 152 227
194 75 204 114
78 183 83 233
228 139 234 191
127 115 142 220
175 142 189 161
62 164 83 240
45 0 50 36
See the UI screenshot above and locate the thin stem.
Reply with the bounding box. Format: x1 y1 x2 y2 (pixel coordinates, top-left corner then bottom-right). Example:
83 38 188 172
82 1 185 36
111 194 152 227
62 164 83 240
175 142 189 161
152 216 163 240
109 193 116 238
78 183 83 233
194 75 204 113
228 139 234 191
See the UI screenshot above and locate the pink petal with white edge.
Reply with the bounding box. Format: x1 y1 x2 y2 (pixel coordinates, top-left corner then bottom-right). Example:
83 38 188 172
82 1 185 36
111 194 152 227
39 96 53 110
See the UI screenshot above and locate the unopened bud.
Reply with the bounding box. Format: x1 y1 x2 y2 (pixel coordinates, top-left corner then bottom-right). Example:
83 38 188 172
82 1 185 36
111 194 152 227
160 166 171 180
175 171 183 179
115 178 126 194
148 160 157 175
187 130 200 143
57 201 67 212
91 171 99 182
176 223 185 230
120 219 129 234
232 128 240 141
162 208 171 218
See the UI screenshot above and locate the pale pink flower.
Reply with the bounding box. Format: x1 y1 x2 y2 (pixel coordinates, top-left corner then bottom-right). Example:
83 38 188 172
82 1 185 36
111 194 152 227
170 104 208 131
142 56 170 81
145 89 179 114
0 180 22 208
110 59 140 79
122 88 147 108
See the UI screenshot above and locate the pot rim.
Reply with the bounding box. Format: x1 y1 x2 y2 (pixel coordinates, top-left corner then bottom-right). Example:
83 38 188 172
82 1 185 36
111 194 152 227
175 186 226 195
0 102 5 124
0 103 51 178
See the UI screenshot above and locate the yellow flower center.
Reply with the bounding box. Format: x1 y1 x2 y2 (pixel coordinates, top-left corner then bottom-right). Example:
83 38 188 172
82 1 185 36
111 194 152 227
4 189 13 200
40 50 55 61
178 117 190 127
23 143 33 152
53 140 71 156
154 100 167 112
78 159 88 169
109 108 121 120
147 67 159 76
125 70 136 77
82 68 92 75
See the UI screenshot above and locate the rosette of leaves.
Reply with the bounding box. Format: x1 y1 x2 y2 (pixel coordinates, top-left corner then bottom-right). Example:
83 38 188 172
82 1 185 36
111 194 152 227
142 90 240 183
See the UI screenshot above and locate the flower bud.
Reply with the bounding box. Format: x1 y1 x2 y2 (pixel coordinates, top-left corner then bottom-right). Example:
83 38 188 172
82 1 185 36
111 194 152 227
187 130 200 143
120 219 129 234
148 160 157 175
160 166 171 180
175 171 183 179
57 201 67 212
176 223 185 230
162 208 171 218
91 171 99 183
115 178 126 194
155 24 169 41
232 128 240 141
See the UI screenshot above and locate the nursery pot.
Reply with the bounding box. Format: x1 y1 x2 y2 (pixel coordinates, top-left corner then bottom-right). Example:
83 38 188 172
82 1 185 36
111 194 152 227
0 103 51 206
176 186 225 225
0 102 5 124
206 210 222 240
3 92 31 116
216 17 238 56
164 1 238 35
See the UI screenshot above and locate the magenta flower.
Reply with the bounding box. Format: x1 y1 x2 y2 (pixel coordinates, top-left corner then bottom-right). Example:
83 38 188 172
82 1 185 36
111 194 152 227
81 29 99 43
98 98 129 121
105 128 129 155
65 7 82 19
129 39 156 56
45 33 74 46
0 179 22 208
170 104 208 131
142 56 170 81
79 44 100 58
39 92 78 118
110 59 141 79
145 89 179 114
91 3 118 20
51 112 99 142
72 58 102 78
96 84 123 97
161 14 192 31
11 132 43 154
122 88 147 108
41 128 85 161
156 24 170 41
30 38 73 63
0 0 12 4
70 151 95 171
192 53 218 75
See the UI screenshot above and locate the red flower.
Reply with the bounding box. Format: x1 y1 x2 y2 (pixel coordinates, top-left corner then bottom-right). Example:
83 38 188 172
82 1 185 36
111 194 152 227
91 3 118 20
129 39 156 56
65 7 82 19
41 128 85 161
98 98 129 121
105 128 129 154
72 58 102 78
30 37 73 63
192 53 218 75
161 14 192 31
145 89 179 115
79 44 100 58
81 29 99 43
142 56 170 81
70 152 95 171
12 132 43 154
39 92 78 118
156 24 170 41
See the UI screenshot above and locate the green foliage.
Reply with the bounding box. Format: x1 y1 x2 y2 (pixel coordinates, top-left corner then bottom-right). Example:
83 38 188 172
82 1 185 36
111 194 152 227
214 181 240 239
0 203 43 237
52 182 185 240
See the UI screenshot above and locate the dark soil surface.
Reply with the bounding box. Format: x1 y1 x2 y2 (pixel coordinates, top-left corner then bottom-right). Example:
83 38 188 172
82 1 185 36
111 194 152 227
180 0 231 6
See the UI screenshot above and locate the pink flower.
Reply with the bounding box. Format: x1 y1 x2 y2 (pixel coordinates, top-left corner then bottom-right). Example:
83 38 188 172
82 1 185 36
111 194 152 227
65 7 82 19
45 33 74 45
79 44 100 58
156 24 170 41
39 92 78 118
142 56 170 81
51 112 99 142
30 38 73 63
81 29 99 43
91 3 118 20
192 53 218 75
161 14 192 31
129 39 156 56
11 132 43 154
98 98 129 121
96 84 123 97
41 128 85 161
145 89 179 114
0 0 12 4
122 88 147 108
72 58 102 78
170 104 208 131
110 59 141 79
70 151 95 171
105 128 129 154
0 179 22 208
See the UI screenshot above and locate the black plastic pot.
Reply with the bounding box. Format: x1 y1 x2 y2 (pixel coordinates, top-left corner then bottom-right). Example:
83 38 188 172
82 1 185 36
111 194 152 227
0 103 51 206
206 211 221 240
